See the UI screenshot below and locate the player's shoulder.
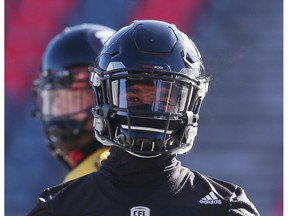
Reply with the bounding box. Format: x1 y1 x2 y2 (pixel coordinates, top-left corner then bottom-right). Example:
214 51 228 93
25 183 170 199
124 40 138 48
191 170 238 193
38 172 97 203
185 170 248 202
63 147 109 182
187 170 260 215
28 173 105 215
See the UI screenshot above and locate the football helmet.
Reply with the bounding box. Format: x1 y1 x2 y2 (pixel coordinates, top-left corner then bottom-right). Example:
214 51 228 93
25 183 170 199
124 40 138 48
90 20 211 158
33 24 115 166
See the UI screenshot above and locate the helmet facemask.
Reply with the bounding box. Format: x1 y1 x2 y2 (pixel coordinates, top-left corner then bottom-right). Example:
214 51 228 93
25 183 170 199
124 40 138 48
33 67 95 151
90 66 210 158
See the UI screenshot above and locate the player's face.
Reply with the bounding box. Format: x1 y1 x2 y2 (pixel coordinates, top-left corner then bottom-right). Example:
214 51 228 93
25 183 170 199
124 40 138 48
119 83 177 112
125 84 155 107
126 84 176 112
111 76 190 113
41 67 94 121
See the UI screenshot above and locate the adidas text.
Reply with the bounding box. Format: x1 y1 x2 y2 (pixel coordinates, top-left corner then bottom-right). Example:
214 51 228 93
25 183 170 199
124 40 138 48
199 199 222 204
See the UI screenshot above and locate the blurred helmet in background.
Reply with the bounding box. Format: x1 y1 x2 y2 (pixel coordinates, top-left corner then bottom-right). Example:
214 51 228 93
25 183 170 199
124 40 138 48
33 24 115 167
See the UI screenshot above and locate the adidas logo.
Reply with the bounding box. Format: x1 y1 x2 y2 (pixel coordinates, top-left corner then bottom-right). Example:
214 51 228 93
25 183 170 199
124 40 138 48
199 191 222 204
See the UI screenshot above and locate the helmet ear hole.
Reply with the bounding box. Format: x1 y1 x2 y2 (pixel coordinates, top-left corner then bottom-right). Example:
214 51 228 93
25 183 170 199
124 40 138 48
192 97 202 114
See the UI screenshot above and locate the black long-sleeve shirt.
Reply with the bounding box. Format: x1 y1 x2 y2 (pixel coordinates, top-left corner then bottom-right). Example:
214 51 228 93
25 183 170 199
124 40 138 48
28 147 260 216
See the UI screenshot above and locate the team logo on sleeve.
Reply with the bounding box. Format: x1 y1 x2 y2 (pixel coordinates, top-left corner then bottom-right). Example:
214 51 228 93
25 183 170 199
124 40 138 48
130 206 150 216
199 191 222 204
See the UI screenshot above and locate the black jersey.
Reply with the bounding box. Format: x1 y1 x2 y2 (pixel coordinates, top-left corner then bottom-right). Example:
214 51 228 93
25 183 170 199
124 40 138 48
28 147 259 216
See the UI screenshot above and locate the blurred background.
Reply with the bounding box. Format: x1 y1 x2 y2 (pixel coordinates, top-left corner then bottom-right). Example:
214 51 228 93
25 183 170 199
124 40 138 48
5 0 283 215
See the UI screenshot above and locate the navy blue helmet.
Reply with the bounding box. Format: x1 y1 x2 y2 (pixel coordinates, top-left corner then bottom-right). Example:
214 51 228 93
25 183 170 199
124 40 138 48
90 20 211 158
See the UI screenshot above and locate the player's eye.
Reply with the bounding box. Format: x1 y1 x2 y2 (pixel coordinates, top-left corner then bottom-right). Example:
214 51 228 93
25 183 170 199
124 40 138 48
127 97 140 102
